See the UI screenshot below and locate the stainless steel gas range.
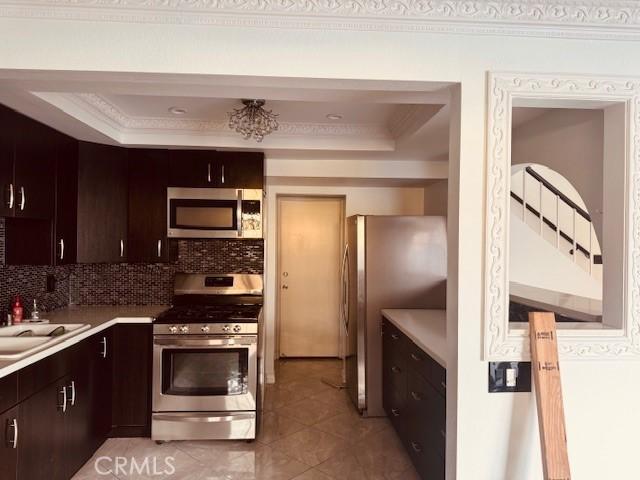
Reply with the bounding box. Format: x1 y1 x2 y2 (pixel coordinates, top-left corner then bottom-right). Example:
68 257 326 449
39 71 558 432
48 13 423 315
152 273 264 441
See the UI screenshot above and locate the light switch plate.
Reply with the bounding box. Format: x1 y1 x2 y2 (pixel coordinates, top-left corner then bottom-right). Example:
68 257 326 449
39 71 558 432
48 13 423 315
488 361 531 393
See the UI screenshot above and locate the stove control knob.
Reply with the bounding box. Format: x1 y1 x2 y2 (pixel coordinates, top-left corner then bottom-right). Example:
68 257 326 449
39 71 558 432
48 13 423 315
201 325 210 334
168 325 178 334
179 325 189 334
233 324 242 333
222 325 231 332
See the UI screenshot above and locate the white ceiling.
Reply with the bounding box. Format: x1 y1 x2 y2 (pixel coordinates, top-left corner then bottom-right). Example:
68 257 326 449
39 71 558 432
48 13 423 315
0 72 451 163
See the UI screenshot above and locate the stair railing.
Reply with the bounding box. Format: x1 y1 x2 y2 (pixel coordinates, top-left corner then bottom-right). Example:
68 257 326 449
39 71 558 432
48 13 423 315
511 166 600 275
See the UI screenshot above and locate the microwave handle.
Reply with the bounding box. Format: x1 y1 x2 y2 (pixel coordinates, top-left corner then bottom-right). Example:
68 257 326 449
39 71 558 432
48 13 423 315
237 189 243 238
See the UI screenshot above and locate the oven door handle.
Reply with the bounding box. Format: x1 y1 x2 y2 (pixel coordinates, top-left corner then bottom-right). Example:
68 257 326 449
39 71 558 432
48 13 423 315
153 413 256 423
154 337 257 347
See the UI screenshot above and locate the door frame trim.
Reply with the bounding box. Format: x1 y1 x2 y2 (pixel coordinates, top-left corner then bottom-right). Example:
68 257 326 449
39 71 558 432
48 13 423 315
275 194 346 360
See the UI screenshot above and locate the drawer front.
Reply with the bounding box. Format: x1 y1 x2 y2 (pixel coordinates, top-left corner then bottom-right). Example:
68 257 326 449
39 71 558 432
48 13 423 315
384 386 406 439
406 371 446 467
0 373 17 414
432 361 447 397
407 341 434 385
407 441 445 480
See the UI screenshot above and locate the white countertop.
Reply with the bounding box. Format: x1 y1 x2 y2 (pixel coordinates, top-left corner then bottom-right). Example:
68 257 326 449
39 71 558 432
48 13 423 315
0 305 167 379
381 309 447 367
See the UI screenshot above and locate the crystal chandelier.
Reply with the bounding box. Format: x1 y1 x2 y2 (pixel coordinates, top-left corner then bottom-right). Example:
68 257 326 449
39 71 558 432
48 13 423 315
228 99 279 142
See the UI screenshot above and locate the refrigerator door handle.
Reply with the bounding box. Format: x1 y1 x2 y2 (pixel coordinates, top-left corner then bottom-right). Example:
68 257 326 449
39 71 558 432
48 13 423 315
340 244 349 335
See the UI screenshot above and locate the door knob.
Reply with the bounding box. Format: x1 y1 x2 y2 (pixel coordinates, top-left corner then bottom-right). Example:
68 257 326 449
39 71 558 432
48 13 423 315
283 272 289 277
282 285 289 290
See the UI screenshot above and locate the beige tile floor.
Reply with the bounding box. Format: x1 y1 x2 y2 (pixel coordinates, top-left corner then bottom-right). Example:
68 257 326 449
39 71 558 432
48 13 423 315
72 359 420 480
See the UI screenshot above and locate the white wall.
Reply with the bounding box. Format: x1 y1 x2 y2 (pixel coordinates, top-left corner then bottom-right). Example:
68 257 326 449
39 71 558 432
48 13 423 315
3 16 640 479
263 180 425 381
424 179 448 216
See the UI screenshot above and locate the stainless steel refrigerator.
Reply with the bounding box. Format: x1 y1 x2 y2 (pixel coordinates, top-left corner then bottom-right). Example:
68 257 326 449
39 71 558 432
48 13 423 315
342 215 447 417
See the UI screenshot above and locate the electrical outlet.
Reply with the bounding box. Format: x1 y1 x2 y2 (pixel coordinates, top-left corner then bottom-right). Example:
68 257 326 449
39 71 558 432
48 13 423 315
488 362 531 393
46 274 56 293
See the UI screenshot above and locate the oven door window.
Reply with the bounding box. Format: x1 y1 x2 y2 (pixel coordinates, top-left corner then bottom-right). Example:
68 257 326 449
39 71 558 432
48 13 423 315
169 199 238 231
162 348 249 396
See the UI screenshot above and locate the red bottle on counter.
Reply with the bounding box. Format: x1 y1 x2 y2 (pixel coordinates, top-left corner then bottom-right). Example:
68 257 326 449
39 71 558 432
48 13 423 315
12 295 23 324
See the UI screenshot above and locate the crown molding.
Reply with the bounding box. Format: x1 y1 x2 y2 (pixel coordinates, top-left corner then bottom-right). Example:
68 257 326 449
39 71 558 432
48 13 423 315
2 1 640 40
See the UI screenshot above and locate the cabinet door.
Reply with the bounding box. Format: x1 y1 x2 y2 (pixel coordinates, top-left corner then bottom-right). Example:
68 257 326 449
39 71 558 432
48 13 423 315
13 115 56 219
17 376 68 480
0 405 19 480
218 151 264 189
128 149 170 262
54 134 78 265
382 321 407 438
77 142 128 263
111 324 152 437
64 340 100 479
0 104 16 217
168 150 217 187
95 329 114 441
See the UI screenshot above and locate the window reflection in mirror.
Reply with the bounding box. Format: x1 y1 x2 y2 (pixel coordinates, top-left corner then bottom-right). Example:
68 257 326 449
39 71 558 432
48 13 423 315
508 106 615 328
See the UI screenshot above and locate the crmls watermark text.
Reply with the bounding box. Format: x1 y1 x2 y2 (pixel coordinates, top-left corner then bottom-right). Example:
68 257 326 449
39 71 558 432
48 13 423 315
95 456 176 476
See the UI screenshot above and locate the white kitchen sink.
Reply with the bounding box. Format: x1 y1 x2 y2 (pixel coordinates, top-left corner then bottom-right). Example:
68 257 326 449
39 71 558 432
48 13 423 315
0 324 91 359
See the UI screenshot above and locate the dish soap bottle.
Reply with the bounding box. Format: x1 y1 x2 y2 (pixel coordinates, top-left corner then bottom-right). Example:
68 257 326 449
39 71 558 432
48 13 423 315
12 295 23 324
31 299 40 321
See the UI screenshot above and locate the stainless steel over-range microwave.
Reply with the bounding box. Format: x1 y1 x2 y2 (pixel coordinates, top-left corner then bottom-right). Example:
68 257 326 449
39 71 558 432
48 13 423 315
167 187 262 239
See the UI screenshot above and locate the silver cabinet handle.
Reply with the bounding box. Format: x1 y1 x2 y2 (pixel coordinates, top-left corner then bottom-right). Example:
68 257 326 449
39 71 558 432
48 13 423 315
59 385 67 413
207 162 212 182
410 391 422 401
19 186 25 210
9 418 17 449
120 239 124 258
100 336 107 358
441 381 447 390
69 381 76 407
391 333 399 340
410 353 422 362
440 429 446 439
391 366 401 374
59 238 65 260
157 239 162 257
236 189 242 237
391 408 400 417
221 164 225 184
7 183 13 208
411 441 423 453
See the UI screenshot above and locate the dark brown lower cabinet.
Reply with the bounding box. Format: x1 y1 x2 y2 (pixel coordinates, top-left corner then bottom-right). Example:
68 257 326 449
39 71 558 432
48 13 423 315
0 324 154 480
0 405 19 480
17 375 68 480
111 324 152 437
382 319 446 480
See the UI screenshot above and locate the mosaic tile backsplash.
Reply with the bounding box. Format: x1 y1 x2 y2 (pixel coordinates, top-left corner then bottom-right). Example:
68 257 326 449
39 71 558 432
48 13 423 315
71 239 264 306
0 218 264 313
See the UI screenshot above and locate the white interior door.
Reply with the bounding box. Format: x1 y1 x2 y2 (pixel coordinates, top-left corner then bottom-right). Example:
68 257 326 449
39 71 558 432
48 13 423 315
278 196 343 358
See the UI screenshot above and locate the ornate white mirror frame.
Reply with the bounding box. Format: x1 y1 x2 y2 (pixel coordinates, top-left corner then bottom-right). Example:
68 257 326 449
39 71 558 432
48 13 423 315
484 72 640 361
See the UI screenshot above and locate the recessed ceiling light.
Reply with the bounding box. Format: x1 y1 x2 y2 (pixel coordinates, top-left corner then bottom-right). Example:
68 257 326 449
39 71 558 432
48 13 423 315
326 113 343 121
168 106 187 115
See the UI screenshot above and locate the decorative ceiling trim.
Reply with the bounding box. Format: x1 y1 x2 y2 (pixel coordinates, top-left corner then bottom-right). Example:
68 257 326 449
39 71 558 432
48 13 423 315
71 93 391 139
2 1 640 40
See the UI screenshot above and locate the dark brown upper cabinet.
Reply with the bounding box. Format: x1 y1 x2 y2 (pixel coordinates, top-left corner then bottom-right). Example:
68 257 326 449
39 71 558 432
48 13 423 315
128 148 172 263
0 105 15 218
168 150 264 189
0 105 56 220
54 135 79 265
76 142 128 263
168 150 218 188
217 151 264 189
